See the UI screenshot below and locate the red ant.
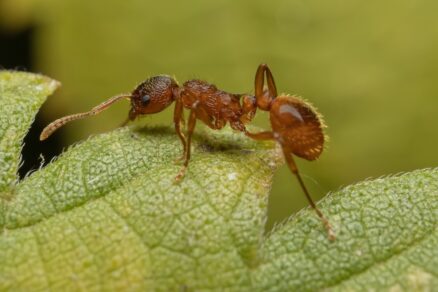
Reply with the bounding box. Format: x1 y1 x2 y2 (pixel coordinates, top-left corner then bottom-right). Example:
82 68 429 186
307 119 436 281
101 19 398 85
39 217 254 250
40 64 335 240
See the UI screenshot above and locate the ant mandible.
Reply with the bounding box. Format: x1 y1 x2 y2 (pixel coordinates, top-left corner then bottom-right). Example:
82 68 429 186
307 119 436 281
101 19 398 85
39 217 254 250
40 64 335 240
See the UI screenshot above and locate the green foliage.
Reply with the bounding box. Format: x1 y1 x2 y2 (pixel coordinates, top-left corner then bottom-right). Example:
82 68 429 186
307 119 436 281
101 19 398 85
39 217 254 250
3 0 438 228
1 72 437 291
0 71 59 193
1 0 438 232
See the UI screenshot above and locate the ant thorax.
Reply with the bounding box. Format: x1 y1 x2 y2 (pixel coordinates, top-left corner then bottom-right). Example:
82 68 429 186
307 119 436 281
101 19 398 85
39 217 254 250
181 79 246 129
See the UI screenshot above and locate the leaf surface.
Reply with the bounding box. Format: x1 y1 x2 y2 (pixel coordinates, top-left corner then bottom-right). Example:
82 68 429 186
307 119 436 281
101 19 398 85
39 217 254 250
0 71 437 291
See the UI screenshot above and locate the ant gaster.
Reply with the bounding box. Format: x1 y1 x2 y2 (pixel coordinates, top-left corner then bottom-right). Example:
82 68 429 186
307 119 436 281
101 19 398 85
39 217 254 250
40 64 335 240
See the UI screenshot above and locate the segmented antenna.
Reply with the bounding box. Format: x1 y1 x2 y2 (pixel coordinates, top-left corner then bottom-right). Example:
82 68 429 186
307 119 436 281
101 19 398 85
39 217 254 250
40 94 131 140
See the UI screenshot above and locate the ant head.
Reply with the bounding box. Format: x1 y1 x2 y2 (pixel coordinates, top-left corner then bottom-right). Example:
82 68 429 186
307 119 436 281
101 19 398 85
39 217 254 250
39 75 179 141
130 75 179 116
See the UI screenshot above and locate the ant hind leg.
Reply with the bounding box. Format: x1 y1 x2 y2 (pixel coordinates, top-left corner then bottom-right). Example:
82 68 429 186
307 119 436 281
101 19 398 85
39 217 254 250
244 129 275 141
282 146 335 241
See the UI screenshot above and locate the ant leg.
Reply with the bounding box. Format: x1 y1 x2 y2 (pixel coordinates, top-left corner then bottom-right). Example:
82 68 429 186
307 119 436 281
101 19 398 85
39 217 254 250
175 108 197 182
229 120 273 140
120 117 130 127
282 147 335 241
174 99 187 163
255 64 278 110
120 108 137 127
244 130 275 140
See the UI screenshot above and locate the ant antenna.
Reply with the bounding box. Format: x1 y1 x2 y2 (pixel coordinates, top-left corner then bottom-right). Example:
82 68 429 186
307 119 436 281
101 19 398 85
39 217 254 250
40 94 131 141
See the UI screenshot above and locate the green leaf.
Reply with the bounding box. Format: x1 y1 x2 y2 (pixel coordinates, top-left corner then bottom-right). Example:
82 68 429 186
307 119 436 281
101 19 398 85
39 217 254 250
255 169 438 291
0 71 59 193
0 71 437 291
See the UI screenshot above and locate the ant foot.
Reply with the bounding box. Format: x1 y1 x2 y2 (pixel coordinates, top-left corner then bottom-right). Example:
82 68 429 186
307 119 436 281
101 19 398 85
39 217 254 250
174 166 187 183
130 133 141 140
328 230 336 241
323 220 336 241
174 155 184 165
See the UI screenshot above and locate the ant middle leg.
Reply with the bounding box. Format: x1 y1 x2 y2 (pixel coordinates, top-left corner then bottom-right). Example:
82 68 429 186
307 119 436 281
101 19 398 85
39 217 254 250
175 107 197 182
174 99 187 163
282 147 335 240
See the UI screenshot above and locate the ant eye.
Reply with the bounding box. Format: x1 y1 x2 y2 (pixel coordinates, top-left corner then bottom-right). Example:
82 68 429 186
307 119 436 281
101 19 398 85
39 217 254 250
141 94 151 105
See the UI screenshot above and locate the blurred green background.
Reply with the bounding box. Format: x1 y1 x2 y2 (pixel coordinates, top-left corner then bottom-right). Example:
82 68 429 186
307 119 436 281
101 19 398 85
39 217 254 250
1 0 438 230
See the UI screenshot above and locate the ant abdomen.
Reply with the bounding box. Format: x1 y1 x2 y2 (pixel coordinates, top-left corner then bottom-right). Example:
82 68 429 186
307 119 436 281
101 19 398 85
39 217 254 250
270 95 324 161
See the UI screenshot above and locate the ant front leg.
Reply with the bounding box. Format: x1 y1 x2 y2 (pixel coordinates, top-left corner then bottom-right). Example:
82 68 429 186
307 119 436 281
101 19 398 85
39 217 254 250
282 146 335 241
175 106 197 182
120 107 138 127
173 98 187 163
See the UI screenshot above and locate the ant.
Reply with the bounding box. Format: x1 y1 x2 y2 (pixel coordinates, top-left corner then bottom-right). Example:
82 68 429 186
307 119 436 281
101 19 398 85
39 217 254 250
40 64 335 240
